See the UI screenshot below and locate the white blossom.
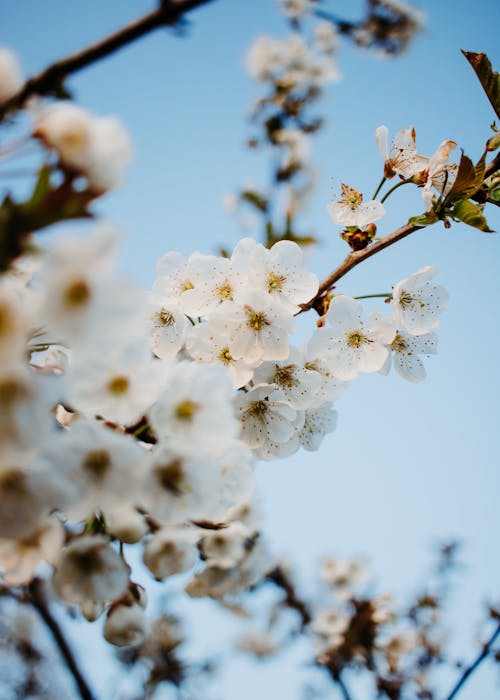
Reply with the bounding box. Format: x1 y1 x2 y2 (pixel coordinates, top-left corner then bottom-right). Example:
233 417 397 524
297 402 338 451
104 603 148 647
186 320 258 389
141 444 223 525
320 297 396 381
52 536 129 606
235 384 301 460
143 526 199 579
327 184 386 228
375 125 428 179
35 103 132 191
0 47 22 103
39 418 149 520
0 518 63 586
66 344 166 426
391 266 448 335
252 347 322 409
149 362 238 452
201 522 251 569
381 330 438 382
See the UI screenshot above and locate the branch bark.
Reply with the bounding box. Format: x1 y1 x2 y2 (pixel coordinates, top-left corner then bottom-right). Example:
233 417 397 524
0 0 214 121
300 221 423 314
28 578 97 700
443 621 500 700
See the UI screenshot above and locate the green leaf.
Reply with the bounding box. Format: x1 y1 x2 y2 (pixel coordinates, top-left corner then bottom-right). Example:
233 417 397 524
408 211 439 226
451 199 494 232
241 190 269 213
462 51 500 119
25 165 52 209
486 132 500 152
445 151 485 202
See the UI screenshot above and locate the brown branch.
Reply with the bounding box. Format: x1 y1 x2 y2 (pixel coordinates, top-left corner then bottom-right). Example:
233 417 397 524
267 566 312 628
27 578 97 700
443 621 500 700
0 0 215 121
300 221 423 314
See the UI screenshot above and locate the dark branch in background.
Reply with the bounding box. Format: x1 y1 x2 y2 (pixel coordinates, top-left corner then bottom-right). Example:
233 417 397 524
300 222 423 314
27 578 97 700
267 566 311 628
0 0 215 121
444 620 500 700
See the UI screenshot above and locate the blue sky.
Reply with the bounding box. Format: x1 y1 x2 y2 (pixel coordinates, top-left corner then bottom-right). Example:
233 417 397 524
2 1 500 698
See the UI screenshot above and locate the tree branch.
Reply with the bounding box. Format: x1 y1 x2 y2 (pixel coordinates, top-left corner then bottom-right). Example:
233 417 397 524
267 566 312 628
443 621 500 700
300 221 423 314
27 578 97 700
0 0 214 121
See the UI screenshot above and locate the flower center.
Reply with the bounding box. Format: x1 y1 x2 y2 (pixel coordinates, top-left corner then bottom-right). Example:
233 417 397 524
391 334 408 353
273 364 297 388
107 375 130 395
346 330 372 348
217 282 233 300
64 279 91 308
175 399 199 421
155 459 188 496
83 450 111 480
245 306 270 331
267 272 286 292
340 183 363 211
181 279 194 292
156 309 175 326
244 400 268 422
398 290 415 309
219 347 234 365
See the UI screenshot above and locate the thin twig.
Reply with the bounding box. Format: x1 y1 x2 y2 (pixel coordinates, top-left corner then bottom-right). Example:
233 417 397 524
300 221 423 313
267 566 311 628
0 0 214 121
335 674 354 700
27 578 97 700
443 621 500 700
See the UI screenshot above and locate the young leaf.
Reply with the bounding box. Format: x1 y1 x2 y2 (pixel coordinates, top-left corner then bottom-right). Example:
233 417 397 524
451 199 494 232
462 51 500 119
408 211 439 227
445 151 485 202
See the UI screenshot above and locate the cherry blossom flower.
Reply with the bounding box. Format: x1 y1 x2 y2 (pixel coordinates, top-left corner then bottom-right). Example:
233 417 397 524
66 345 166 425
320 296 396 381
0 518 63 586
35 102 132 192
327 184 386 228
217 290 294 363
232 237 318 313
421 139 457 210
149 362 238 452
104 602 148 647
201 522 251 569
149 297 188 360
186 320 258 389
375 125 428 179
252 347 322 409
391 266 448 335
52 536 129 606
234 384 301 460
280 0 315 19
143 526 199 579
297 402 338 451
381 330 438 382
38 227 147 350
39 418 149 520
0 452 71 540
0 47 22 102
141 444 223 525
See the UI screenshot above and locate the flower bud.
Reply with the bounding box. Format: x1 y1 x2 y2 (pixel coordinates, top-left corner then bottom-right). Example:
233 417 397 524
103 602 147 647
